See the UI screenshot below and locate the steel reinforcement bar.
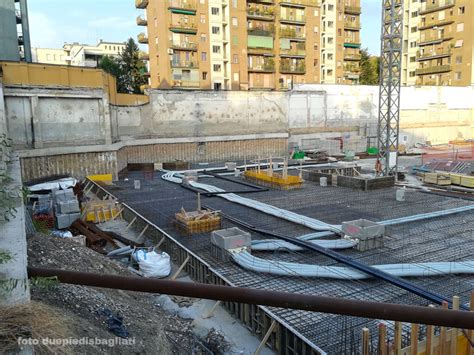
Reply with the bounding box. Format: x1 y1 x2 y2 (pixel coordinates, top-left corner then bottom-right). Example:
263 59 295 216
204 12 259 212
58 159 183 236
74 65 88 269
84 178 324 355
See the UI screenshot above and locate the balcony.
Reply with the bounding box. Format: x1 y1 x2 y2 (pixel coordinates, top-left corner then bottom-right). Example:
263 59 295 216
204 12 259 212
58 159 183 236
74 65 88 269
135 0 148 9
279 0 319 8
344 53 361 61
248 27 275 37
248 61 275 73
279 28 305 40
169 41 198 51
344 20 361 30
168 0 197 14
420 0 455 15
418 34 453 46
343 40 361 48
137 33 148 44
280 44 306 57
247 7 275 21
280 61 305 74
136 15 147 26
169 21 198 34
138 52 149 60
344 5 361 15
172 79 200 88
171 60 198 68
248 47 274 55
418 16 454 30
415 64 451 76
416 48 451 61
280 14 306 24
247 0 274 4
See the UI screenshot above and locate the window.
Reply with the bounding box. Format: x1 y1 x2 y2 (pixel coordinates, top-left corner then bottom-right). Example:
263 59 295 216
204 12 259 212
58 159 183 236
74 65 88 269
232 0 237 8
233 73 239 81
411 26 417 33
455 39 463 48
313 9 318 16
211 7 219 15
201 52 207 61
457 23 464 32
313 59 318 66
313 26 319 33
232 35 238 45
232 17 238 26
327 21 334 28
213 64 221 72
458 6 465 14
455 72 462 80
200 0 205 3
456 56 462 64
327 69 333 76
328 53 333 60
233 54 238 64
212 26 220 34
200 33 207 42
409 71 415 77
200 14 206 23
212 45 221 53
328 4 334 11
154 18 158 27
410 56 416 63
410 41 417 48
338 29 342 36
411 11 418 17
202 72 207 80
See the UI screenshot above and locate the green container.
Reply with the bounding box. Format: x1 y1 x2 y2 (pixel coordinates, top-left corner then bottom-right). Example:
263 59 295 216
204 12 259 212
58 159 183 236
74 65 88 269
292 151 305 160
367 147 379 155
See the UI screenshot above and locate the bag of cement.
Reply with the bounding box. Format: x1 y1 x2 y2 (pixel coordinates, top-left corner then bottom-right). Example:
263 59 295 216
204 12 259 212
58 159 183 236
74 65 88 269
133 250 171 278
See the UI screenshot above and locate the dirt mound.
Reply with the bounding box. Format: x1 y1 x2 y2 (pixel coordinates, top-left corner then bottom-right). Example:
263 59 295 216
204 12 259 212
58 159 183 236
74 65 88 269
27 233 191 354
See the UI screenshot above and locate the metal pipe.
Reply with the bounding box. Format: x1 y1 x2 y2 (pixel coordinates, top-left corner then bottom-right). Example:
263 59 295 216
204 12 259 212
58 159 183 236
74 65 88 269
27 267 474 329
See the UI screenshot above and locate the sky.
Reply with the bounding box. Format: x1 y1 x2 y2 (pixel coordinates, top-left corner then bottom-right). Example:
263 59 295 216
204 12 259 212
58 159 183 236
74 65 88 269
28 0 382 54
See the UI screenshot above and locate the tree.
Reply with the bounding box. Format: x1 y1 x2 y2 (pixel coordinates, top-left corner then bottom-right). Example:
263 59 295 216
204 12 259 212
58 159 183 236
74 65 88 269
119 38 149 94
99 38 148 94
359 48 380 85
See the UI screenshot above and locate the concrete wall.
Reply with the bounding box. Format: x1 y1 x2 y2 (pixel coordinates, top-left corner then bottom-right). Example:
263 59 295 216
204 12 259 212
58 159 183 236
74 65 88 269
0 1 21 61
114 91 288 139
0 155 30 306
4 87 112 149
2 82 474 181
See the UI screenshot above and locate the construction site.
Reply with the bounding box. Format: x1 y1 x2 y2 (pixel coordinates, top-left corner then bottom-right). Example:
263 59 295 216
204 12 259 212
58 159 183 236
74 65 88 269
2 1 474 354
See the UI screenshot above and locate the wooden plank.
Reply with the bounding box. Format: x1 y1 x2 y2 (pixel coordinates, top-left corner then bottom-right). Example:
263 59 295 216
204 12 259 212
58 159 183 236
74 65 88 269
394 322 402 355
451 296 460 355
170 255 189 280
137 224 149 239
378 323 387 355
470 292 474 355
439 301 448 355
410 324 418 355
426 305 435 355
362 327 370 355
254 320 277 355
125 216 137 231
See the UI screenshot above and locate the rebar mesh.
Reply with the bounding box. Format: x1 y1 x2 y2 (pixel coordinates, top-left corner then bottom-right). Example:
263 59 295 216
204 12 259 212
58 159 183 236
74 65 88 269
103 172 474 353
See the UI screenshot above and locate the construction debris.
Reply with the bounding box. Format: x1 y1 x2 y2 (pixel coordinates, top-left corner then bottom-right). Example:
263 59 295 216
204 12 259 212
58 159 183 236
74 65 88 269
69 220 117 253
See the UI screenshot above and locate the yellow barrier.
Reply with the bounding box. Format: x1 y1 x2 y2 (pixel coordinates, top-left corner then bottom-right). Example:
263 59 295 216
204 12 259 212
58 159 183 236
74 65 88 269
87 174 113 184
0 61 149 106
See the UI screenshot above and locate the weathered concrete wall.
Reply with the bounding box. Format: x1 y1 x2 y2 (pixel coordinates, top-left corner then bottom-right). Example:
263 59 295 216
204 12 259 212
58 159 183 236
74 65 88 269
0 155 30 306
19 135 288 181
292 84 474 146
4 87 112 149
114 91 288 139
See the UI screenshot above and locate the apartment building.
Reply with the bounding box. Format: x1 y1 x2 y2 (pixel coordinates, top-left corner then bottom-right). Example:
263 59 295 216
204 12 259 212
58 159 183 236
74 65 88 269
135 0 361 90
402 0 473 86
32 41 126 67
0 0 32 62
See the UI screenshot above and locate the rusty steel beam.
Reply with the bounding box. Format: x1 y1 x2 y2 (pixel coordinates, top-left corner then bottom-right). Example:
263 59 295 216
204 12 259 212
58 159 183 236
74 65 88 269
27 267 474 329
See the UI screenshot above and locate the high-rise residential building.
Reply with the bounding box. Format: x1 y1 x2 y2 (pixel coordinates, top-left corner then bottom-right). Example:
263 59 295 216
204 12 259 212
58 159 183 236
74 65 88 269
135 0 361 90
402 0 473 86
0 0 32 62
32 41 126 67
